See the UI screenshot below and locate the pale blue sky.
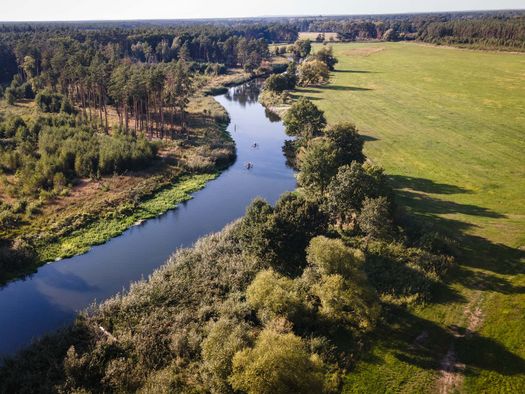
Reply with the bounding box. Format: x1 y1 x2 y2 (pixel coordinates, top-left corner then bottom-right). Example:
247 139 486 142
1 0 523 22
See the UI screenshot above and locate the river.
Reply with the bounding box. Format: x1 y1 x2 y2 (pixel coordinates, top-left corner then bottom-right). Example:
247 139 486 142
0 80 296 358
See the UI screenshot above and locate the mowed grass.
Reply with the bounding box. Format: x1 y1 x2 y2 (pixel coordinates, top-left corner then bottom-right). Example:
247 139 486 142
298 43 525 392
299 31 340 41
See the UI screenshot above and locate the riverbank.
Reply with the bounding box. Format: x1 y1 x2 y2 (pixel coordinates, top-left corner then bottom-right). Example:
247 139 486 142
0 87 236 285
0 79 297 359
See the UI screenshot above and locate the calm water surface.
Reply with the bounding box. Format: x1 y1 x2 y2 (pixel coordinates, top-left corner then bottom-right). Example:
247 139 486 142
0 80 296 357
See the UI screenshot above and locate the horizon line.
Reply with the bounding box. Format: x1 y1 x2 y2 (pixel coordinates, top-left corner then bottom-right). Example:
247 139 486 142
0 8 523 24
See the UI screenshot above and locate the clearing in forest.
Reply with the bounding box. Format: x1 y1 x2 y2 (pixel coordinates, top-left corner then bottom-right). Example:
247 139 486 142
296 42 525 392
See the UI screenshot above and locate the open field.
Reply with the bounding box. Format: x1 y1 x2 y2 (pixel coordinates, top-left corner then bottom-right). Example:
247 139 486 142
299 31 340 41
297 42 525 392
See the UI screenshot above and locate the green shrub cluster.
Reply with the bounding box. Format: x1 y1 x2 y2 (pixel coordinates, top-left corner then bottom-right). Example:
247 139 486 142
0 115 156 198
0 237 36 277
35 89 74 114
3 75 34 105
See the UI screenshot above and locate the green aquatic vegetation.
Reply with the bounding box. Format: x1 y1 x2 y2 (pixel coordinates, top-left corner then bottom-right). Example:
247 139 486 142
39 173 217 262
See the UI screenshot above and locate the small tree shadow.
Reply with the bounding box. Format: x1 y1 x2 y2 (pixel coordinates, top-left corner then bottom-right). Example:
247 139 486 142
321 85 372 92
389 175 472 195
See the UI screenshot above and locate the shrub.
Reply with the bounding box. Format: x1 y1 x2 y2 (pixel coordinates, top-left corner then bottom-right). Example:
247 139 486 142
35 90 65 113
313 273 380 333
229 325 325 394
298 60 330 87
246 269 303 323
264 74 292 93
307 236 365 277
201 318 252 392
364 241 454 304
5 87 16 105
357 196 395 240
237 194 328 276
313 46 338 71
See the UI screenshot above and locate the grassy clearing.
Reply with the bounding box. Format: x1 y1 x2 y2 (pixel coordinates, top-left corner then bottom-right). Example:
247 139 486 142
299 32 340 42
296 42 525 392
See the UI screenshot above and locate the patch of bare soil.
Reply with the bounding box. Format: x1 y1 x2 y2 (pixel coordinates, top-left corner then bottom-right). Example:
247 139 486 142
436 292 485 394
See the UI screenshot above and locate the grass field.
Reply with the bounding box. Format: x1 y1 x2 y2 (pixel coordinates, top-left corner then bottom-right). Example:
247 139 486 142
299 31 340 41
297 42 525 392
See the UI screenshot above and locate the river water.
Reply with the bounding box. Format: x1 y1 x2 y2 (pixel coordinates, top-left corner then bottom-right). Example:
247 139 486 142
0 80 296 358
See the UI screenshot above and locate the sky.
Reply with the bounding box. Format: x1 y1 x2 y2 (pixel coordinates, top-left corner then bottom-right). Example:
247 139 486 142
1 0 523 22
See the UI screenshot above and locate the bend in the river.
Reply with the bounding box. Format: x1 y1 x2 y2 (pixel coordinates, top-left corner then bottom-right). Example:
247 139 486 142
0 80 296 358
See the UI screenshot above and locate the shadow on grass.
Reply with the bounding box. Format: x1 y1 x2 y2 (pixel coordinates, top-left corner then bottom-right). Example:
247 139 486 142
363 175 525 379
364 306 525 377
362 134 379 142
389 175 472 195
321 85 372 92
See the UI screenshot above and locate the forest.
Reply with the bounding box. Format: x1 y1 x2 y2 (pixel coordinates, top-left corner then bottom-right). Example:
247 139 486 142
292 11 525 50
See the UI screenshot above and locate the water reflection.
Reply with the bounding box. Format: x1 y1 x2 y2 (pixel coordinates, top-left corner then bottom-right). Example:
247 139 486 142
0 81 296 357
225 79 261 107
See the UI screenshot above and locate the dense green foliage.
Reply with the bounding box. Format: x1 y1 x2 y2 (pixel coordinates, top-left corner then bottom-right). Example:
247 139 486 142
300 11 525 50
312 46 339 71
283 97 326 140
0 88 456 392
0 115 156 198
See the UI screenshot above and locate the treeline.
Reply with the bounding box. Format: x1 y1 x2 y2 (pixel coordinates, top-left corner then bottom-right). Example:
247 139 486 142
0 96 455 393
302 11 525 50
418 17 525 50
0 24 277 136
0 23 285 86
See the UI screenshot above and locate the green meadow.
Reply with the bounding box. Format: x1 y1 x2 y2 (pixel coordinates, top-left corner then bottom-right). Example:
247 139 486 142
298 42 525 392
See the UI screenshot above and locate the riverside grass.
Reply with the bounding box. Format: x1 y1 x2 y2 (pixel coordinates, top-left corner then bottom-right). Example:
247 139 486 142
296 42 525 392
38 173 217 262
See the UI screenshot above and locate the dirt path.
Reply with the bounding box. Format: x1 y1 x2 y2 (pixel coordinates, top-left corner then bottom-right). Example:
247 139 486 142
437 291 485 394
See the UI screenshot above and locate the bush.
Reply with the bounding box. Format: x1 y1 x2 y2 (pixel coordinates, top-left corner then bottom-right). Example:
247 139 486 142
0 238 36 275
298 60 330 87
364 241 454 304
229 325 325 394
264 73 294 93
307 236 365 278
246 269 303 323
201 318 252 393
35 90 65 113
357 196 395 240
313 273 380 333
5 87 16 105
237 193 328 276
313 46 338 71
